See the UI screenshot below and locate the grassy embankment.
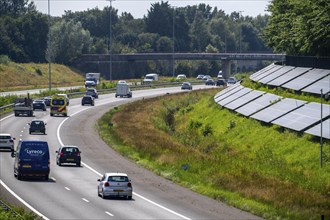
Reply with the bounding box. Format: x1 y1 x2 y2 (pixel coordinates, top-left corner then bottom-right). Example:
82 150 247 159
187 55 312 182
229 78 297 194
97 89 330 220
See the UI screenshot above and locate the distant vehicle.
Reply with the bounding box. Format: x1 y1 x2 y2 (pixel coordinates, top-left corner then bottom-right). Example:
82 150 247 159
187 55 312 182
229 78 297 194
85 73 100 87
86 88 98 99
13 97 33 117
181 82 192 90
205 79 215 86
43 96 52 106
56 146 81 167
217 70 223 79
176 74 187 80
202 75 212 80
115 82 132 98
12 140 50 180
216 79 227 87
81 95 95 106
97 173 133 199
57 94 70 106
28 119 46 135
50 95 68 117
227 77 237 85
0 133 15 152
196 75 204 80
33 100 46 111
143 73 158 84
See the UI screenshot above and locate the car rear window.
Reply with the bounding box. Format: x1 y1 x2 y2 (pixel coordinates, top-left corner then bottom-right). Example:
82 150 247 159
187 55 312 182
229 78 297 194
0 136 11 140
61 147 78 153
108 176 129 182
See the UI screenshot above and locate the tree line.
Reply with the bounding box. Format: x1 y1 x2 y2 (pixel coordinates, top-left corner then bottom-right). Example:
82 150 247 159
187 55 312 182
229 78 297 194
0 0 329 70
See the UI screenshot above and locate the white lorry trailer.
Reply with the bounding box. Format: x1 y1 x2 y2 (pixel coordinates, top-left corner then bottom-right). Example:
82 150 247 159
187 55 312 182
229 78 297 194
85 73 101 87
115 81 132 98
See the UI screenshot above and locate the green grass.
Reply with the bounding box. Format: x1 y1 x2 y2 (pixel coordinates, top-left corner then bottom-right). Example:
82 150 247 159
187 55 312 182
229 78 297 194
97 89 330 220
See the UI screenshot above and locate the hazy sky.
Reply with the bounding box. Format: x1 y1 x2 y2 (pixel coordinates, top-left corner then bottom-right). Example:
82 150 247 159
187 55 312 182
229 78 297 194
31 0 271 18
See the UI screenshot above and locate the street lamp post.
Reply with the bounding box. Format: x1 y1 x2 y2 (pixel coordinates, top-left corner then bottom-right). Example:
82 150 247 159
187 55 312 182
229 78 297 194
172 7 175 77
48 0 51 90
106 0 115 82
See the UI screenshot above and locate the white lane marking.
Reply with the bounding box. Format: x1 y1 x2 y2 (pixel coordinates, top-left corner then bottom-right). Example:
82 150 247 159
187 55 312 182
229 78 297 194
105 211 114 217
50 177 56 182
0 180 49 220
0 114 13 121
82 198 89 203
57 105 192 220
65 187 71 191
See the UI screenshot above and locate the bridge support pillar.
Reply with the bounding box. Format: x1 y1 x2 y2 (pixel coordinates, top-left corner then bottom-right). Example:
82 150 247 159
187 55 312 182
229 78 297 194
221 59 231 79
128 60 135 79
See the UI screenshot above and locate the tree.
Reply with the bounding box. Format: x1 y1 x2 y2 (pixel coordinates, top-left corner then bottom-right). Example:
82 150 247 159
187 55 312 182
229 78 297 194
47 20 92 64
156 36 172 52
145 1 172 37
0 0 36 16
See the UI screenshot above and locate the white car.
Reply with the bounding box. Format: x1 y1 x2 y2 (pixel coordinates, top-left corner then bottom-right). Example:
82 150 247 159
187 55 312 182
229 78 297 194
176 74 187 80
0 133 15 152
227 77 237 85
97 173 133 199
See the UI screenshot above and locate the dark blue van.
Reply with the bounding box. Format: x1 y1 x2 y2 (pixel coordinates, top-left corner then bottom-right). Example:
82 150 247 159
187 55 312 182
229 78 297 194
12 140 50 180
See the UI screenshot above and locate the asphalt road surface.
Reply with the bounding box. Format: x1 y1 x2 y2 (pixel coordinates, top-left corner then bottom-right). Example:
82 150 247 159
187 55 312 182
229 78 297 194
0 85 261 219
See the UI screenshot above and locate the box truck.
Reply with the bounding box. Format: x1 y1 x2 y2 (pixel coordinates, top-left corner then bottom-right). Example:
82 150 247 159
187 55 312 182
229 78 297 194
115 81 132 98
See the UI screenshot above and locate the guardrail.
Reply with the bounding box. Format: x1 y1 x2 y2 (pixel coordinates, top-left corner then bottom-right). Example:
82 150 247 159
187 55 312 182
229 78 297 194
0 199 20 217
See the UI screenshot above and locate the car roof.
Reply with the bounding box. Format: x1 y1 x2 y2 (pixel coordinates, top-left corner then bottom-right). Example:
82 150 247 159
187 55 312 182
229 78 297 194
0 133 12 136
61 145 79 149
104 172 128 177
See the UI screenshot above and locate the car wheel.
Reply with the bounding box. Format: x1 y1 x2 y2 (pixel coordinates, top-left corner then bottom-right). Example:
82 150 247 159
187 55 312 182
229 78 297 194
44 175 49 181
127 196 132 200
17 173 22 180
76 162 80 167
101 190 106 199
50 113 54 116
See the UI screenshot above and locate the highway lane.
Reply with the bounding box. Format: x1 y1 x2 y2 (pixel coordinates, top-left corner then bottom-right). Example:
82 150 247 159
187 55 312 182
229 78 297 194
0 85 260 219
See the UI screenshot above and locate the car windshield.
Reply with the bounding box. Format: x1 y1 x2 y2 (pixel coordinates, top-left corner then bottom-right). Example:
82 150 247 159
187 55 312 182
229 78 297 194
108 176 129 182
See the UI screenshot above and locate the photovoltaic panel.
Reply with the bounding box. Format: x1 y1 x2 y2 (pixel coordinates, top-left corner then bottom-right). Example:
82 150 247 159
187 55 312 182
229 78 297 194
236 93 282 116
225 90 265 110
272 102 330 132
258 66 295 84
302 75 330 95
250 63 275 80
251 65 283 82
218 88 252 106
305 118 330 139
214 85 244 102
267 67 311 86
282 68 330 91
214 83 241 100
250 98 306 123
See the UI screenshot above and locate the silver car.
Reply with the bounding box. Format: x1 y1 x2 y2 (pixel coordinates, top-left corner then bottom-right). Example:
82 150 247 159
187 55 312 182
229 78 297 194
97 173 133 199
0 133 15 152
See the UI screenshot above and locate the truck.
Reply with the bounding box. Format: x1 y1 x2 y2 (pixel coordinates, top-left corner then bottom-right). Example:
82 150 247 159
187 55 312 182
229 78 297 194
115 81 132 98
143 73 159 84
85 72 101 87
13 96 33 117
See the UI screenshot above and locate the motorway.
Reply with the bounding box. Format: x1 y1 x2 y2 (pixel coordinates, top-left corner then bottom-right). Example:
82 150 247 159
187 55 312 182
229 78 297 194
0 86 260 219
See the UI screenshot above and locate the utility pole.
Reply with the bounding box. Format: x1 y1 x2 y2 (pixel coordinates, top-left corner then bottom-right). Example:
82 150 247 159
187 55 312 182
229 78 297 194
106 0 115 82
48 0 51 90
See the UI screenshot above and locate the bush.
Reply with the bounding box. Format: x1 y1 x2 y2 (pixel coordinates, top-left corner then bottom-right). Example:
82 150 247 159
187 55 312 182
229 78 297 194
0 55 11 64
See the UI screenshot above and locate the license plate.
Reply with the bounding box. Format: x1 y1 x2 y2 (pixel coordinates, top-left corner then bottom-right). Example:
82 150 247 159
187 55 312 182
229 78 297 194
66 158 74 161
23 164 31 168
114 190 123 192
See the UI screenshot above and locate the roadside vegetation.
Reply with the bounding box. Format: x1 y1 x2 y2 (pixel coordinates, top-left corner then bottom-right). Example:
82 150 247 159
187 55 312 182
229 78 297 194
0 199 40 220
97 89 330 220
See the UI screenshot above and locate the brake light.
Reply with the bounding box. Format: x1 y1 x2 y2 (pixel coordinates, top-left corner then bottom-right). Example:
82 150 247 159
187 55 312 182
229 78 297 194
59 152 64 156
9 140 14 143
104 182 110 187
77 152 80 157
127 182 132 187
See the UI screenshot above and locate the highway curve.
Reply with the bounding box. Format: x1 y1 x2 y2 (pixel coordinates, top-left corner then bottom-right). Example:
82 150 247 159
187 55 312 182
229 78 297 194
0 86 261 219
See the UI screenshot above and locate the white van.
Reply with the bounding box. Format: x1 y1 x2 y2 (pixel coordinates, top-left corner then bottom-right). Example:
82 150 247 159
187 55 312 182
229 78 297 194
143 73 158 84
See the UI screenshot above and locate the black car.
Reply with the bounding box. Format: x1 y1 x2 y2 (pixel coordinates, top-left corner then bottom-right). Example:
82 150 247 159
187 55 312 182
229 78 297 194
85 88 98 99
43 96 52 106
205 79 215 86
181 82 192 90
33 100 46 111
29 119 46 134
216 79 227 87
56 146 81 166
81 95 95 106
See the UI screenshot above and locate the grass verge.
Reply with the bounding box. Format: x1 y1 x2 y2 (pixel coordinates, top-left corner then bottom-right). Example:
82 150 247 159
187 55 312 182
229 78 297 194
97 89 330 220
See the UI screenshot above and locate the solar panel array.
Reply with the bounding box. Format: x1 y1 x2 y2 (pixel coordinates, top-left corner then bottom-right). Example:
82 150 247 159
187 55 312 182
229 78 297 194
250 98 307 123
281 68 330 91
301 75 330 95
225 90 265 110
218 88 252 106
272 102 330 132
235 93 281 116
305 119 330 139
251 65 283 82
214 85 243 102
258 66 295 84
267 67 311 86
250 63 276 80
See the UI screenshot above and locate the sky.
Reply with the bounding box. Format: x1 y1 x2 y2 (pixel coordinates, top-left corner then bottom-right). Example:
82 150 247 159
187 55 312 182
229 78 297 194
31 0 271 18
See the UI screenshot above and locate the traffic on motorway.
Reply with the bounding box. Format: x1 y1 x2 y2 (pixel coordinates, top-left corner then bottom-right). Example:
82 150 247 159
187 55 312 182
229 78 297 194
0 84 258 219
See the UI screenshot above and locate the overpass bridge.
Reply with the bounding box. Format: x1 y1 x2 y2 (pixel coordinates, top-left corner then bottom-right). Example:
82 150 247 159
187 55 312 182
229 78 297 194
75 53 285 79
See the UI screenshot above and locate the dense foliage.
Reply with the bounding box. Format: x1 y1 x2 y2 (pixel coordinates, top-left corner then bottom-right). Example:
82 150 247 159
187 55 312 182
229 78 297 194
0 0 271 65
264 0 330 56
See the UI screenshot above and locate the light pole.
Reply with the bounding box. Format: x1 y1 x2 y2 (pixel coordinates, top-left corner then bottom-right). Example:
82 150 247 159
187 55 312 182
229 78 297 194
48 0 51 90
237 11 243 73
320 89 323 167
106 0 115 82
172 7 175 77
